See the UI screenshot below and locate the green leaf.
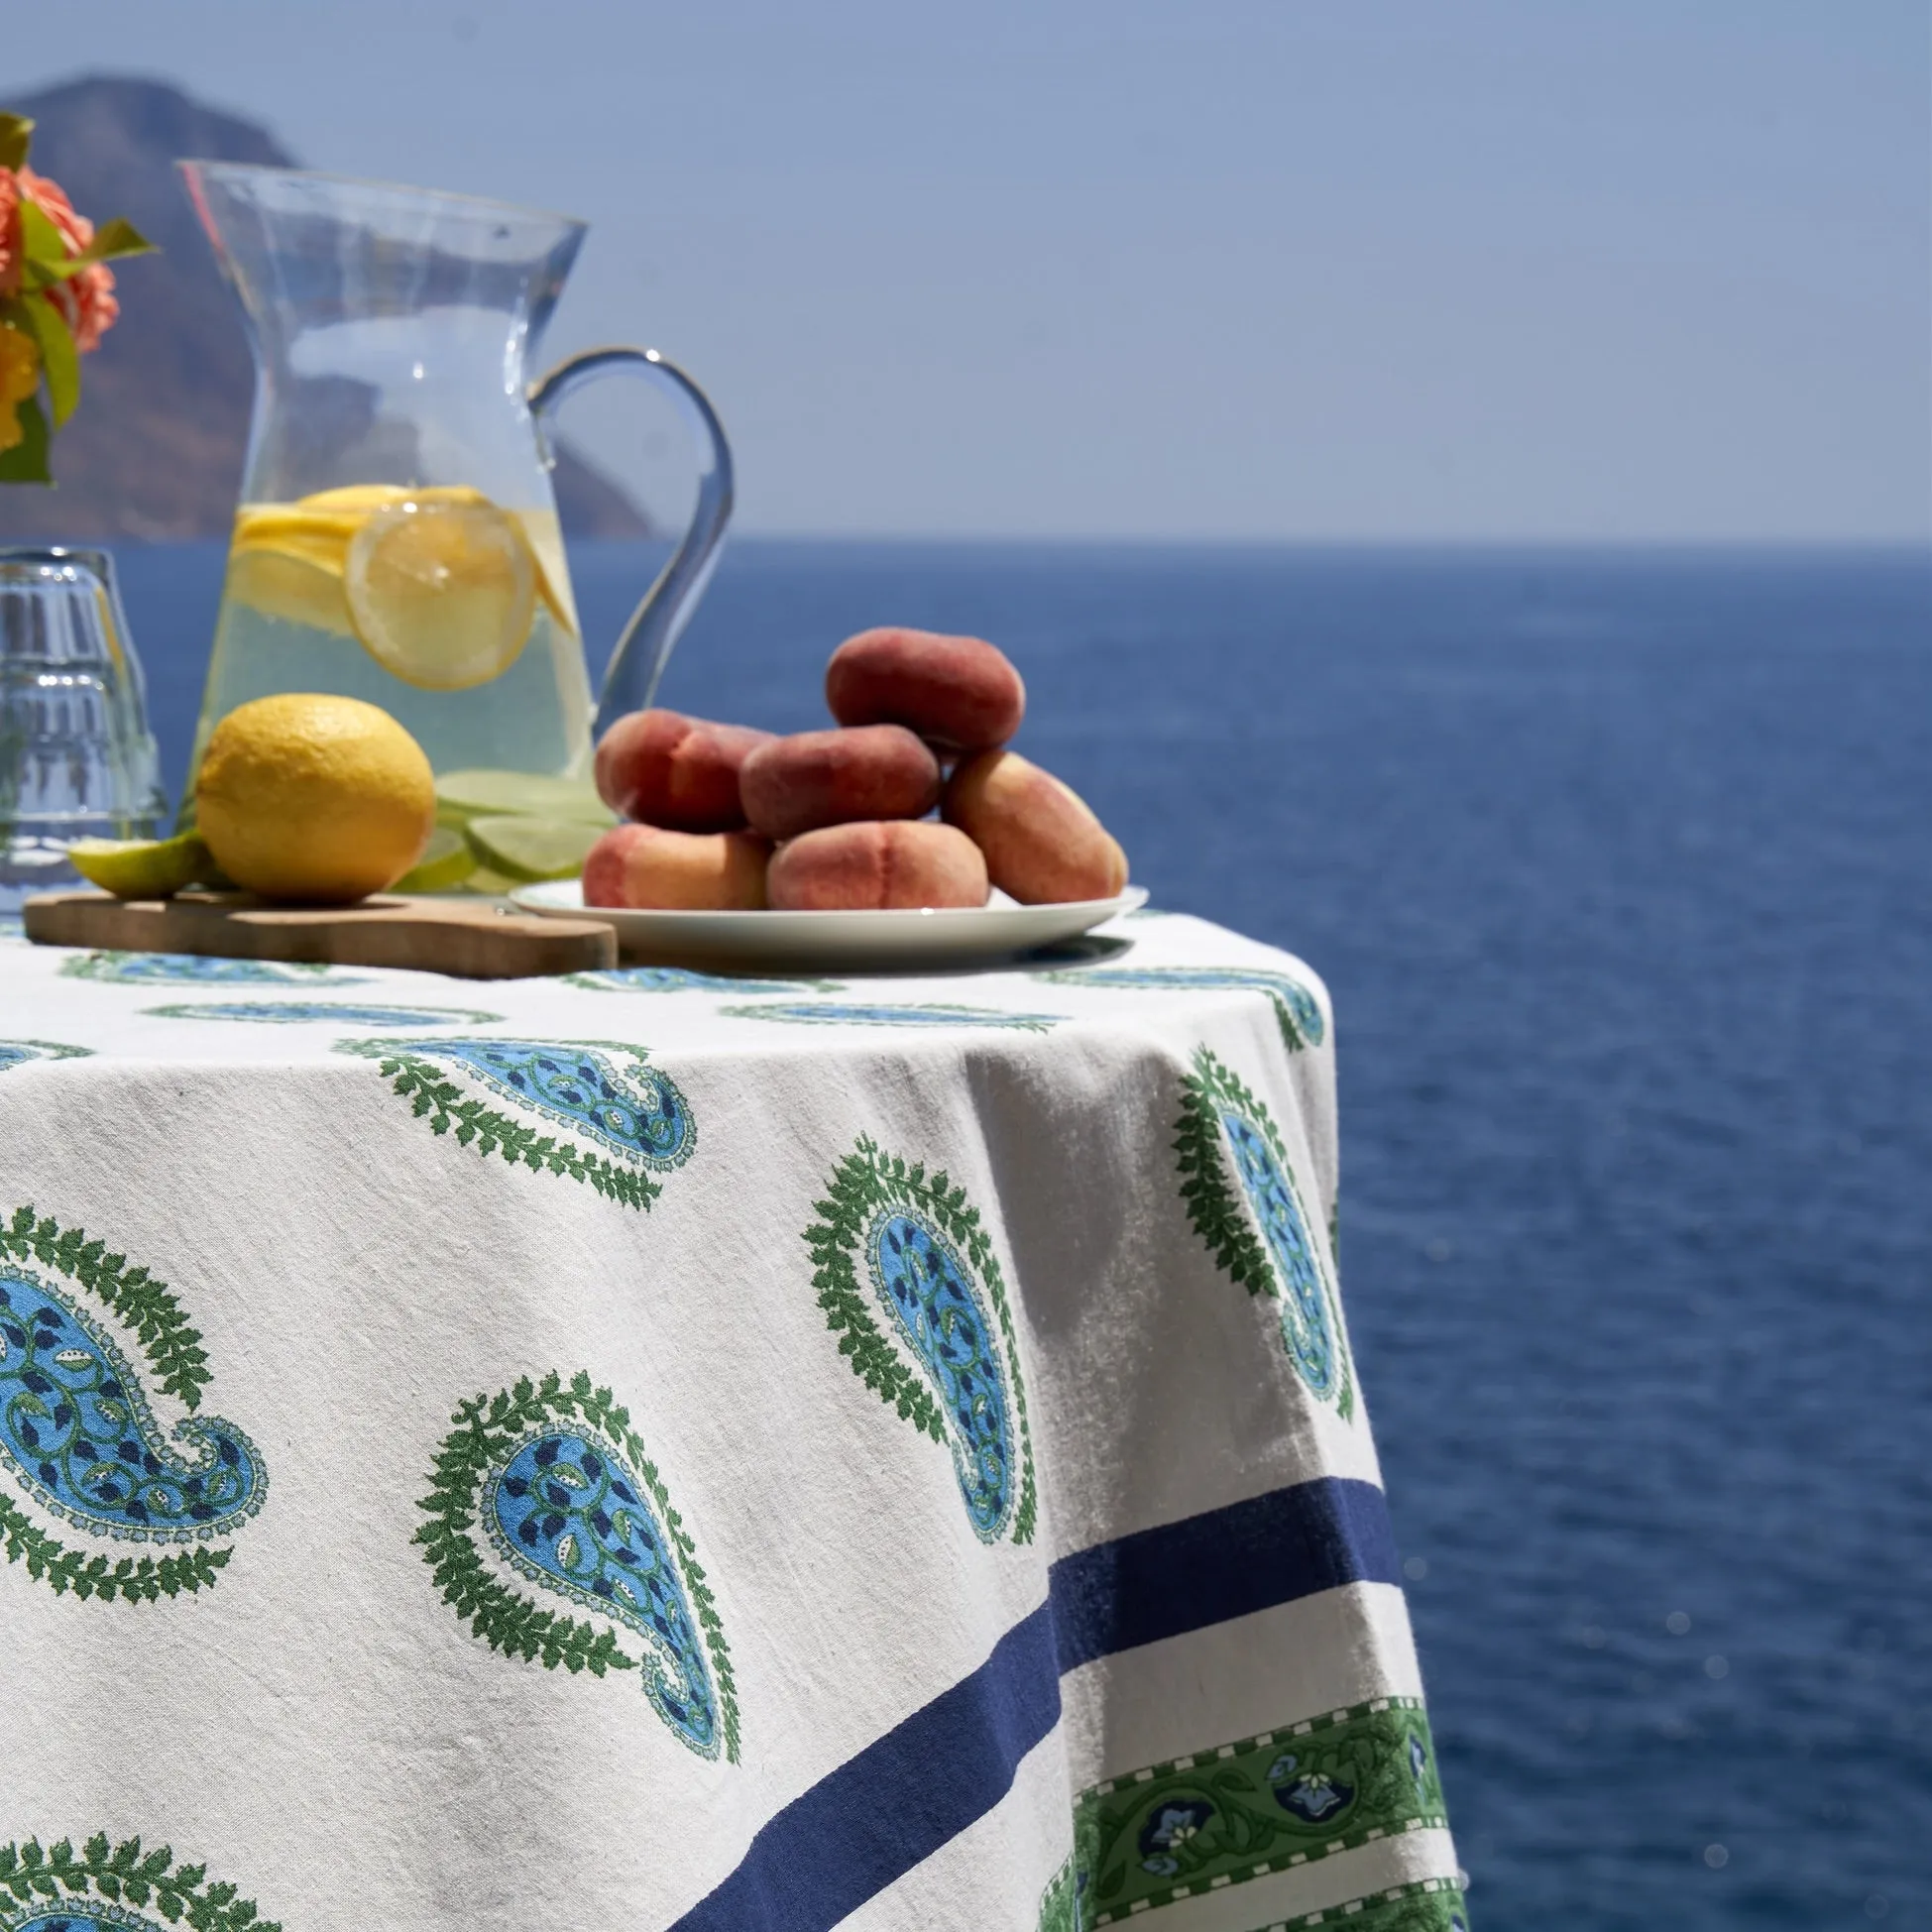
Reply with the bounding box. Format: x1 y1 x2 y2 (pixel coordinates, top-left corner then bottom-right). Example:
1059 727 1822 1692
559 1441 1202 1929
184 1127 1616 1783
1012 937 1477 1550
16 293 78 427
13 202 152 284
16 198 70 276
0 114 32 170
72 217 157 266
0 396 52 485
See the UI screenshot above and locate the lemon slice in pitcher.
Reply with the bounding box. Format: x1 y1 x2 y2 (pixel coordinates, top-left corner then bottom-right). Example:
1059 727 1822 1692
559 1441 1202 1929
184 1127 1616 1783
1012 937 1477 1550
345 499 538 691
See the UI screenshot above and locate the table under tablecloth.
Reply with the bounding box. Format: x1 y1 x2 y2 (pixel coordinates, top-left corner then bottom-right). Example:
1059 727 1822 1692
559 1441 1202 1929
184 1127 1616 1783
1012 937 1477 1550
0 908 1464 1932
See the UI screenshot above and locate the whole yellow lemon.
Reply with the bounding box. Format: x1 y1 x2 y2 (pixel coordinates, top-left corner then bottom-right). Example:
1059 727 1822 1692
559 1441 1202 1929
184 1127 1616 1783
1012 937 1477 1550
195 693 435 903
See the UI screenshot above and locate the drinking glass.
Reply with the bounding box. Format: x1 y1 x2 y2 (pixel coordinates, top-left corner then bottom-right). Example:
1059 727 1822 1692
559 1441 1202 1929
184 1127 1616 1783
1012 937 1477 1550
0 546 166 911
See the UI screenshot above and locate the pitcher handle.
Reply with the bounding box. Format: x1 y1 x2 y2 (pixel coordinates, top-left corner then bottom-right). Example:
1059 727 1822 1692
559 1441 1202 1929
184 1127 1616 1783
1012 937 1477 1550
527 346 735 739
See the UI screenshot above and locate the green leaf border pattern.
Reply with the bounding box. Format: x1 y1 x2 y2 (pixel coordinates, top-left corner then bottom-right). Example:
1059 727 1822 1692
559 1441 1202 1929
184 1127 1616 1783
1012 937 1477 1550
333 1039 676 1212
0 1206 244 1605
1076 1695 1447 1924
414 1369 740 1764
1174 1049 1353 1421
804 1136 1038 1545
1036 1856 1080 1932
0 1835 279 1931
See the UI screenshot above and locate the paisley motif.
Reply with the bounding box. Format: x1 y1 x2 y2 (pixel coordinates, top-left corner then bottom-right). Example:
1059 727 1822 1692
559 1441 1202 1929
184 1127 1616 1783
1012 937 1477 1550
59 951 370 985
0 1041 90 1074
1175 1048 1351 1418
566 966 840 993
417 1371 739 1762
0 1267 264 1541
1040 965 1325 1051
805 1138 1037 1543
487 1425 724 1758
337 1037 694 1211
1218 1106 1340 1401
142 1001 501 1027
723 1002 1058 1032
398 1039 692 1167
866 1211 1017 1537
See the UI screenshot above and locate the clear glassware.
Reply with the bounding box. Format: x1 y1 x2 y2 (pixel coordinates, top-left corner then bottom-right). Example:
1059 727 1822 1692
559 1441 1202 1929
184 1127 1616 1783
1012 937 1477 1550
0 546 166 912
177 163 732 789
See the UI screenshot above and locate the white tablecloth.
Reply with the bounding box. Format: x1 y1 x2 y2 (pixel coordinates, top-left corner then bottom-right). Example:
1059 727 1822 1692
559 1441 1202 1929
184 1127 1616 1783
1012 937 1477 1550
0 909 1464 1932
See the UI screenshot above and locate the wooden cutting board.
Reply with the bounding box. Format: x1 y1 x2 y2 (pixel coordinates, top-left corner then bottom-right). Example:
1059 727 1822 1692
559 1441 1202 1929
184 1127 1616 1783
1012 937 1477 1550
23 890 618 979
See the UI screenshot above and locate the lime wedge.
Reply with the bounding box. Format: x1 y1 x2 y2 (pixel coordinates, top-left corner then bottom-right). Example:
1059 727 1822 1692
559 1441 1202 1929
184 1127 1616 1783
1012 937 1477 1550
66 832 215 899
466 814 605 883
462 865 520 897
392 825 477 894
435 768 614 829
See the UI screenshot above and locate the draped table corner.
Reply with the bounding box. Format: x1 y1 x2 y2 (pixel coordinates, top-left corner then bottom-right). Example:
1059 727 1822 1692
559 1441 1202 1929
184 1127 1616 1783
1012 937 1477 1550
0 906 1465 1932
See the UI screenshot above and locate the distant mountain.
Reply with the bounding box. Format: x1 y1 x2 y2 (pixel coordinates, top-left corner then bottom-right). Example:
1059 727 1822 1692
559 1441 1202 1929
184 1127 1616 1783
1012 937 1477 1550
0 75 650 540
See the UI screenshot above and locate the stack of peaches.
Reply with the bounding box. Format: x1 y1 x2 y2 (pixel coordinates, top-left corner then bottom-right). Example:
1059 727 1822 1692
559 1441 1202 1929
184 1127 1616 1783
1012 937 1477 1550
585 627 1129 912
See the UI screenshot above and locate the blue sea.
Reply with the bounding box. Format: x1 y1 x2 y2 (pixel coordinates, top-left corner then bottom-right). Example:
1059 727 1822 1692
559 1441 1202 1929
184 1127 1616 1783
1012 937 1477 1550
116 540 1932 1930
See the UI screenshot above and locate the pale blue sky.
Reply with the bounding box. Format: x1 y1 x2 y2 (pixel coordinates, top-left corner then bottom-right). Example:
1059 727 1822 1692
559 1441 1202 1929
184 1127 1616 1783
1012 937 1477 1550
11 1 1929 540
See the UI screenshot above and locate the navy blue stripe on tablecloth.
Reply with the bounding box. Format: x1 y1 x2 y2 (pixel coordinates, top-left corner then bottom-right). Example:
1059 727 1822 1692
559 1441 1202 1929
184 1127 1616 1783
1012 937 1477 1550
670 1476 1398 1932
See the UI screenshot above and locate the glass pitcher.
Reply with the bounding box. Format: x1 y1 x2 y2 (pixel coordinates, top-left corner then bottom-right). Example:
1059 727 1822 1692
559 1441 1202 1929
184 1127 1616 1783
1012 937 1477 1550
178 163 732 791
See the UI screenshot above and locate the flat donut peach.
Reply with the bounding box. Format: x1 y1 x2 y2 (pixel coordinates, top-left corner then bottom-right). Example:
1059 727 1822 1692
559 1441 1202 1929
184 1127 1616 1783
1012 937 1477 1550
582 822 771 910
594 708 772 832
942 749 1128 904
767 820 988 911
825 627 1025 751
740 725 941 841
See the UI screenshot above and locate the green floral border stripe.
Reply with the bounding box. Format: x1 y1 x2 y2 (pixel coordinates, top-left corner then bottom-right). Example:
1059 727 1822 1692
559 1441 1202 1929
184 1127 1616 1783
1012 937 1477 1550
1175 1049 1353 1421
1036 1856 1079 1932
804 1137 1038 1544
335 1041 663 1211
415 1370 740 1763
1273 1875 1469 1931
1078 1696 1446 1924
0 1834 279 1931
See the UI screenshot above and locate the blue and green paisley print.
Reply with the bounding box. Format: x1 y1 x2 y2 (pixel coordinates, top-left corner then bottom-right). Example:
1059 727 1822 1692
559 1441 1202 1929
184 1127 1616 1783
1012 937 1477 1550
488 1425 726 1759
416 1371 739 1762
805 1139 1037 1543
1 1269 263 1541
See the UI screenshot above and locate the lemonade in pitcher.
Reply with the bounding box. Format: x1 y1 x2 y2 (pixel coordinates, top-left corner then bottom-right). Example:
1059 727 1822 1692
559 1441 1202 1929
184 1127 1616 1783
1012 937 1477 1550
197 487 592 780
178 163 733 883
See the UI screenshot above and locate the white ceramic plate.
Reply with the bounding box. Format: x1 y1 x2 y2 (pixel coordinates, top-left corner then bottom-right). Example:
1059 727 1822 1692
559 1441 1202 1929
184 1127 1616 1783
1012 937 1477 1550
509 879 1149 970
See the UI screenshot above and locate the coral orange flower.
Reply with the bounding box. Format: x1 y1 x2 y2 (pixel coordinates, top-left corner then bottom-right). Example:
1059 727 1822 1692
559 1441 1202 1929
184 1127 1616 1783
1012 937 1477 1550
20 165 119 352
0 110 151 481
